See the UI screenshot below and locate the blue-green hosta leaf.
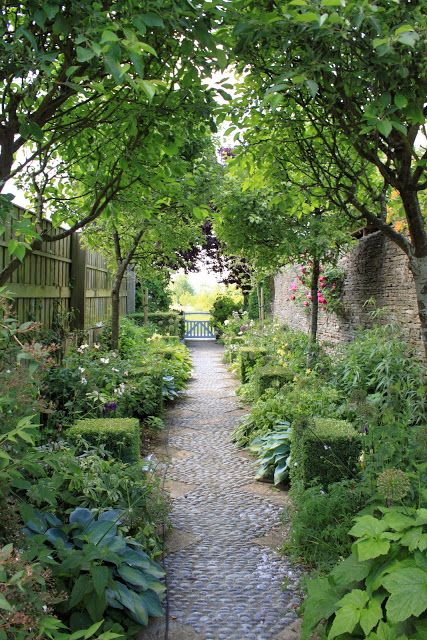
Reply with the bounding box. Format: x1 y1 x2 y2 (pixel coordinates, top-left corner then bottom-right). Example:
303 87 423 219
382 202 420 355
111 582 148 625
143 589 164 617
382 567 427 622
85 521 117 545
46 527 72 548
70 508 94 527
117 565 150 589
274 458 290 485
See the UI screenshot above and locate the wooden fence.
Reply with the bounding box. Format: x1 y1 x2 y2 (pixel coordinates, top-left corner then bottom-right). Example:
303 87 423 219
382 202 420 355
0 205 133 340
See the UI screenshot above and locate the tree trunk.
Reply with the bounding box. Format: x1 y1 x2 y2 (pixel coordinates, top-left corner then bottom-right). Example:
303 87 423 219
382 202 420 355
408 255 427 360
400 188 427 359
259 284 265 325
111 278 122 352
143 287 149 324
309 258 320 343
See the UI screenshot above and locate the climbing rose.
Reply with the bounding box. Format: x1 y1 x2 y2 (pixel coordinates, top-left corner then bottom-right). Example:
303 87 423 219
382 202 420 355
290 281 297 291
290 294 296 301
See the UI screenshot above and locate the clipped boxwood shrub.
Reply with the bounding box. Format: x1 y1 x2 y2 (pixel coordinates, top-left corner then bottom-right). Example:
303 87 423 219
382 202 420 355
126 369 164 420
291 417 361 488
239 347 268 383
67 418 140 463
255 365 294 399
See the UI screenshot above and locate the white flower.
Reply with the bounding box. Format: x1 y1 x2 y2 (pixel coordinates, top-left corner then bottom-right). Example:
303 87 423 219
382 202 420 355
77 343 89 353
113 382 126 397
100 357 109 364
323 444 330 450
42 605 48 612
93 343 100 350
224 319 229 326
95 321 104 328
80 377 87 385
78 366 85 373
123 371 129 376
6 369 11 374
111 367 119 372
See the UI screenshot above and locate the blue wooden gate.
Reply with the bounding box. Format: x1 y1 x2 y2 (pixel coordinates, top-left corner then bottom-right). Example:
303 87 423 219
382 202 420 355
184 313 215 340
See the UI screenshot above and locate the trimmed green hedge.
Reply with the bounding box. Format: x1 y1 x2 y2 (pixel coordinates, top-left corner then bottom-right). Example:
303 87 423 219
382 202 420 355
239 347 268 383
128 311 185 338
255 365 294 399
67 418 140 463
291 417 361 488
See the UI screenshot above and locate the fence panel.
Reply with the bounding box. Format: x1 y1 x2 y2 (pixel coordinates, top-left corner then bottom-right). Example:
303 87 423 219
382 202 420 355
0 205 132 339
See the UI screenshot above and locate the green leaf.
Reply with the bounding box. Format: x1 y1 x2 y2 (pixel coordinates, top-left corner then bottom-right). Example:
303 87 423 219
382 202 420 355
139 13 164 27
19 121 44 141
394 94 408 109
91 565 110 597
69 574 92 608
383 567 427 622
397 31 419 47
360 599 383 636
0 594 12 612
377 120 392 137
350 516 388 538
301 577 341 639
76 46 96 63
117 565 149 589
321 0 344 6
104 58 125 83
295 12 319 23
101 30 119 43
13 243 26 262
306 79 319 98
355 537 390 561
140 42 157 57
328 605 360 639
139 80 156 100
7 239 18 255
338 589 368 609
331 554 371 587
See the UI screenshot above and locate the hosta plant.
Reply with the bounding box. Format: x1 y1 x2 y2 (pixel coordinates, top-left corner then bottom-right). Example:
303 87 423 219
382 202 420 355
302 506 427 640
24 508 165 634
249 423 292 485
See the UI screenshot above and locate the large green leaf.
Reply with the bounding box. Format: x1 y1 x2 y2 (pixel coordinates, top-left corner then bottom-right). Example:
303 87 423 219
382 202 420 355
355 536 390 561
382 567 427 622
91 565 111 597
117 564 149 589
69 574 92 608
301 577 341 639
328 605 360 639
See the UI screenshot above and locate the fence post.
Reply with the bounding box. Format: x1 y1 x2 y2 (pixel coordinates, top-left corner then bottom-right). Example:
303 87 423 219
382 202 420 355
126 267 136 314
70 233 86 330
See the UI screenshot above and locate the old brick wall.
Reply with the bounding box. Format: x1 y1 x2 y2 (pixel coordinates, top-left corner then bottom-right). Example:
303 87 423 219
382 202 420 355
272 232 422 352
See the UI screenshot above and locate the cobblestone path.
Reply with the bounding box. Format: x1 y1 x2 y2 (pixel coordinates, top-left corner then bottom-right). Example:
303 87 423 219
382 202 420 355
143 342 301 640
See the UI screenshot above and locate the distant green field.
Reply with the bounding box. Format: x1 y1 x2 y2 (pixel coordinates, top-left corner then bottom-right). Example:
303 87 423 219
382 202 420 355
184 312 211 321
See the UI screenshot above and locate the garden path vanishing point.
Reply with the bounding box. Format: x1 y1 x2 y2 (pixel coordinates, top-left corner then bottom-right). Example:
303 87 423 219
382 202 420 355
142 341 301 640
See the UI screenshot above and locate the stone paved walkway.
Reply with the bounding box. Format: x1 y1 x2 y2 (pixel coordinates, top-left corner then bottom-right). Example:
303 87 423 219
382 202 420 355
143 342 301 640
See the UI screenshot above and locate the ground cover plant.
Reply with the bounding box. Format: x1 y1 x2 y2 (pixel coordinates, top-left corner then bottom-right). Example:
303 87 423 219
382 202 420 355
0 297 191 637
223 315 427 588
